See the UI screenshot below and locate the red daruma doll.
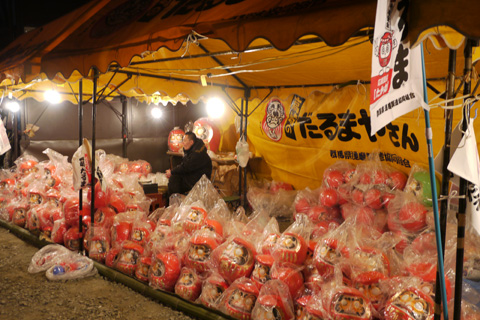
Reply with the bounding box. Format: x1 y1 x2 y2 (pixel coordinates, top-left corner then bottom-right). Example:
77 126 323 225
271 214 310 266
174 267 203 302
325 286 372 320
197 274 229 308
218 237 257 284
219 277 260 320
168 127 185 152
384 287 435 320
251 280 295 320
148 252 181 292
184 231 220 273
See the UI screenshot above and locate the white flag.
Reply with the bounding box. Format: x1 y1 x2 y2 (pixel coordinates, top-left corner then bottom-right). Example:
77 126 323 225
72 139 93 191
0 119 11 155
370 0 427 135
447 120 480 186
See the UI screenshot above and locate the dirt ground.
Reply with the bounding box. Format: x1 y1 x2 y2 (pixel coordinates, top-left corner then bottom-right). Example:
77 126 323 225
0 227 195 320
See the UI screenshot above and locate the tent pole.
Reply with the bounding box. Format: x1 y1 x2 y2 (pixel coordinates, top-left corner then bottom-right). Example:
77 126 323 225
78 79 84 252
243 89 250 211
239 98 244 208
454 39 474 320
434 49 456 320
91 68 98 232
121 96 127 158
13 106 18 160
421 44 450 319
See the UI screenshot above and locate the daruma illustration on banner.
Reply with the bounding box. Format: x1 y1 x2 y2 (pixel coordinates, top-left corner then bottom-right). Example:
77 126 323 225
369 0 427 135
262 98 287 142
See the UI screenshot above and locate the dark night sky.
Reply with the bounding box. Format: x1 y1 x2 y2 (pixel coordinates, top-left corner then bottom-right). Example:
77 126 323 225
0 0 90 48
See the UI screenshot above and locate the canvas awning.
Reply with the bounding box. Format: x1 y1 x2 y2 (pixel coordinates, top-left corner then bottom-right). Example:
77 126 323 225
0 0 480 92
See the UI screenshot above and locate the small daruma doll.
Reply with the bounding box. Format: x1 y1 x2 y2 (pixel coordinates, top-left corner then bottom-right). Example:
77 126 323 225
272 231 307 266
219 278 260 320
384 287 434 320
326 286 372 320
115 241 144 276
218 237 257 283
198 274 229 308
185 233 219 273
148 252 181 292
174 267 203 302
183 206 208 234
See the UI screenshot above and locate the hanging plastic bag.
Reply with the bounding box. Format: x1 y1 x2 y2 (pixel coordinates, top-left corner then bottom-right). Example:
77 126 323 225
236 137 250 168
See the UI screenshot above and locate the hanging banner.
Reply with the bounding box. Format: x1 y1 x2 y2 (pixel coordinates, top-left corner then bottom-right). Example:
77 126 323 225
249 86 433 190
370 0 427 135
72 139 93 191
72 139 106 192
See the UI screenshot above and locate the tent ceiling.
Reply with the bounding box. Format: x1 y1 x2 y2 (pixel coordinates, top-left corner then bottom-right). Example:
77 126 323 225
0 0 480 104
3 34 478 105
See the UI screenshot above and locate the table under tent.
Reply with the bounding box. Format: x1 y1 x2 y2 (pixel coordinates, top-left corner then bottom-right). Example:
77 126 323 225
1 1 480 320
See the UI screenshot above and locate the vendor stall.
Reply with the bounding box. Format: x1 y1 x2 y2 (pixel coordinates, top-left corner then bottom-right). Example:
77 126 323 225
1 1 480 320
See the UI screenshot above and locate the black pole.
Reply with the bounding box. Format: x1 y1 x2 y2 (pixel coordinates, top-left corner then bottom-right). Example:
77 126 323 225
243 89 250 211
78 79 84 252
239 98 244 207
91 69 98 230
434 49 456 320
121 96 127 158
454 40 474 320
13 107 18 160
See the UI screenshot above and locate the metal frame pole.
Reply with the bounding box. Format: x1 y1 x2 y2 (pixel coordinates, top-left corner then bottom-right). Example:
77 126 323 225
91 69 98 229
239 98 244 207
454 39 474 320
421 44 450 319
78 79 84 252
434 49 456 320
121 96 127 158
13 107 18 160
243 89 250 210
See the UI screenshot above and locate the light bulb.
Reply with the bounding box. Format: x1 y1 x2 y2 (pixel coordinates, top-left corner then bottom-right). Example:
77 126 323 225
6 100 20 112
206 97 225 119
44 90 61 104
151 106 163 119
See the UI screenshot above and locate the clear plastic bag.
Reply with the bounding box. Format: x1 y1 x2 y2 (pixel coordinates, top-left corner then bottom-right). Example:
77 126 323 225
28 244 72 273
251 279 295 320
45 253 97 281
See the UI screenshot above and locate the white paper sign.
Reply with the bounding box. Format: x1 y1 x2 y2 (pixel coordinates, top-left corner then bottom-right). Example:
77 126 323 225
447 120 480 186
370 0 427 135
467 184 480 235
0 119 11 155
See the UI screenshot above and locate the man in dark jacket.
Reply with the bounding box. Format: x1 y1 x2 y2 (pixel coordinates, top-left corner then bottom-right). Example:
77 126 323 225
166 131 213 196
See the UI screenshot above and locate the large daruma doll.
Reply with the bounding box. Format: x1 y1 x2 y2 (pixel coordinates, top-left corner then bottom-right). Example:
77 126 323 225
193 117 220 153
168 127 185 152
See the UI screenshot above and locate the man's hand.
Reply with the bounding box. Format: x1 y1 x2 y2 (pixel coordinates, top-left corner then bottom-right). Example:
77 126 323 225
166 169 171 179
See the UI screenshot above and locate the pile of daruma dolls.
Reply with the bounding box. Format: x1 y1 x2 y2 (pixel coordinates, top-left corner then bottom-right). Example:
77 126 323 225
1 149 479 320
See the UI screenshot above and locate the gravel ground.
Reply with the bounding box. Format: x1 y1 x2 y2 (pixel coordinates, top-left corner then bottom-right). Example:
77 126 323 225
0 227 195 320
